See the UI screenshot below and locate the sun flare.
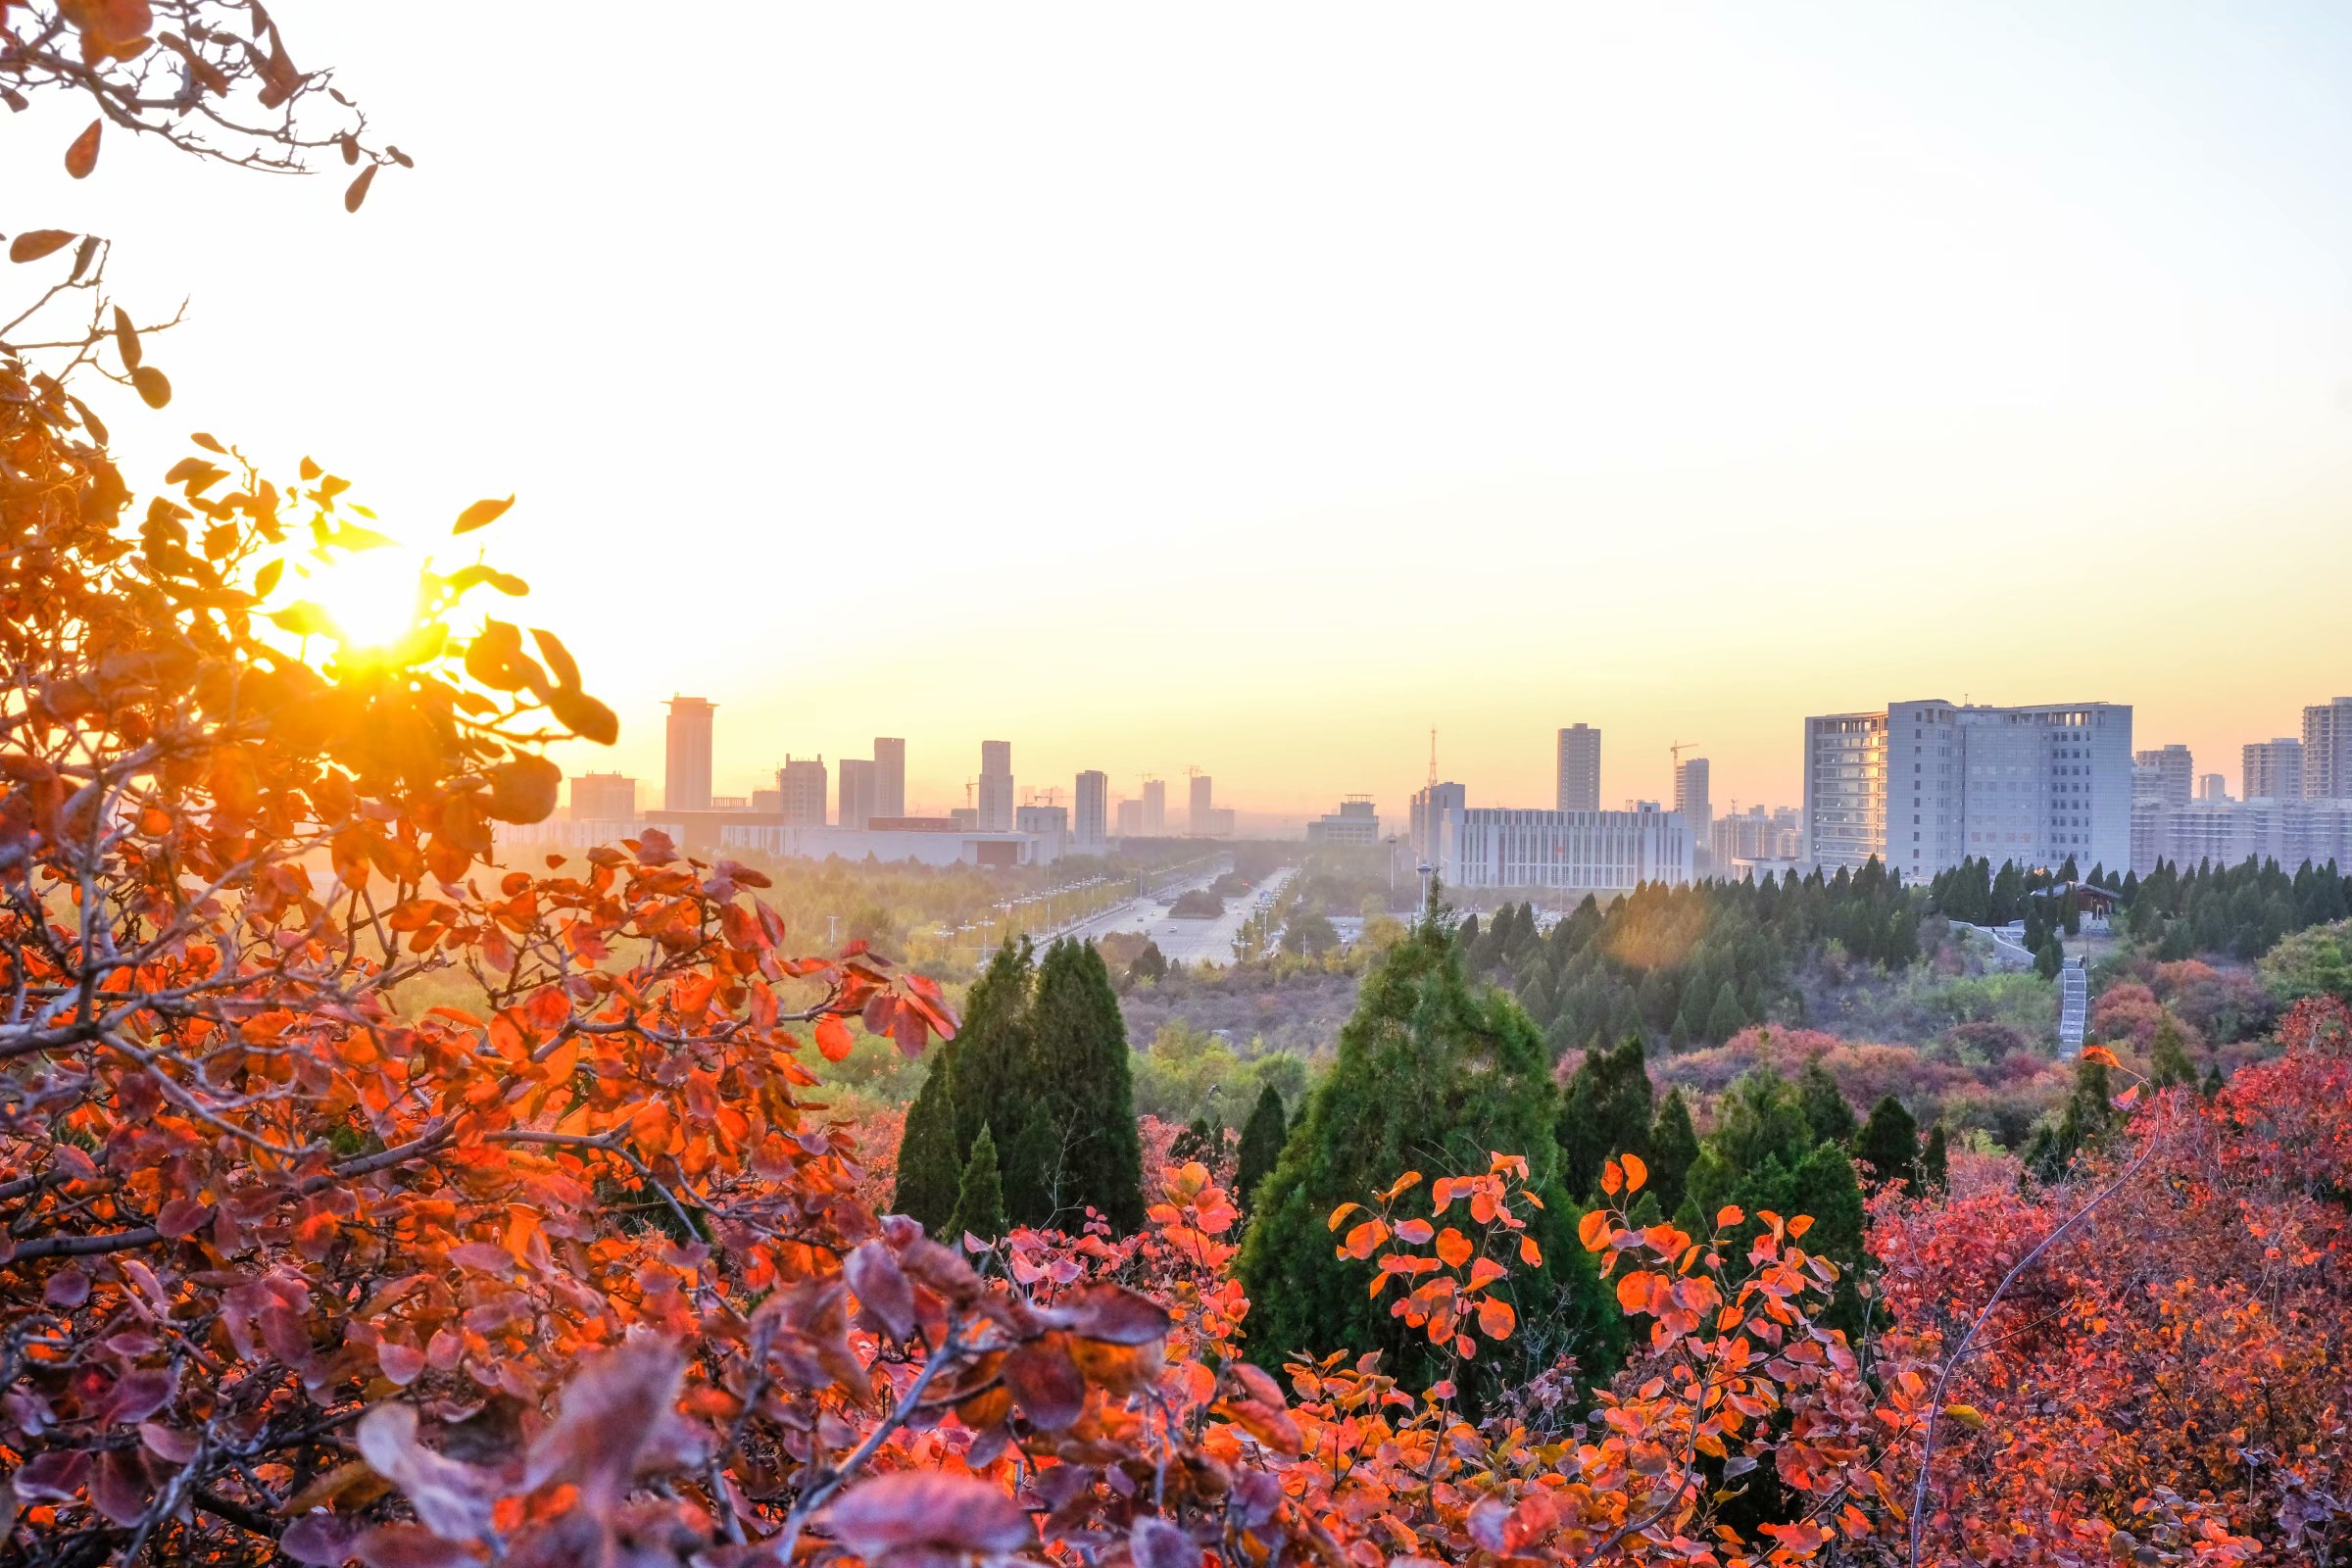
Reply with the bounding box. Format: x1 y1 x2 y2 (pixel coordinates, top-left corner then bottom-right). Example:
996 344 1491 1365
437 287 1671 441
299 546 424 650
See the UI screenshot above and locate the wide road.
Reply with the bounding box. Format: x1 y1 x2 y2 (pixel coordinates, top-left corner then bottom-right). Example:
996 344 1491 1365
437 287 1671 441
1059 864 1294 967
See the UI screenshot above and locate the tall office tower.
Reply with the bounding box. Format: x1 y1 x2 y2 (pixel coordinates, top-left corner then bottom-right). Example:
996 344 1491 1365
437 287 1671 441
1114 798 1144 837
778 756 829 826
1809 699 2132 882
2197 773 2229 803
1189 773 1214 836
2134 745 2194 809
1409 780 1467 860
873 738 906 818
1142 778 1166 834
1672 757 1712 858
664 697 716 812
2305 699 2352 800
837 758 877 829
1555 724 1601 811
2243 737 2305 801
1074 770 1108 852
977 740 1014 832
569 771 637 821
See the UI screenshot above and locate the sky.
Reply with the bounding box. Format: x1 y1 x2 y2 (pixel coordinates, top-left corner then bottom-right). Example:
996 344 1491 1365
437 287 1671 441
17 3 2352 827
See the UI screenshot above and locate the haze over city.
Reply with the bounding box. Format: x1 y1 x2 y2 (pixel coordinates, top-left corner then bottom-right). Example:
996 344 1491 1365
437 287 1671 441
12 4 2351 823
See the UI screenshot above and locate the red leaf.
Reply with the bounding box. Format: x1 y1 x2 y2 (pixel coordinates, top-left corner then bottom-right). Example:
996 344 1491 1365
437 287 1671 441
1003 1333 1088 1431
826 1473 1035 1557
65 119 101 178
845 1240 915 1341
1133 1518 1204 1568
814 1013 855 1062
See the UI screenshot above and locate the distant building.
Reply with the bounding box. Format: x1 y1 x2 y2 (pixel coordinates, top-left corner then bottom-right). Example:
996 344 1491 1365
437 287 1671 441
1142 778 1166 835
570 771 636 821
1015 803 1068 863
1115 798 1145 837
1074 770 1108 852
1307 796 1381 846
2137 797 2352 875
778 757 828 826
1189 774 1214 837
873 738 907 819
1199 807 1236 838
1409 781 1466 860
1712 805 1803 867
664 697 716 812
2197 772 2230 804
751 789 781 813
1555 724 1601 812
1673 757 1711 861
838 758 878 829
2306 698 2352 800
723 820 1044 869
978 740 1014 832
1805 699 2132 881
951 808 980 831
2244 737 2305 801
1435 801 1692 891
2134 745 2194 809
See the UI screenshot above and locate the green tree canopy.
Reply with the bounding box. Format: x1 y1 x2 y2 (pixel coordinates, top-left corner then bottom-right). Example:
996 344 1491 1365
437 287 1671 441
1556 1034 1653 1201
1236 1082 1288 1210
948 1122 1007 1242
1853 1095 1919 1192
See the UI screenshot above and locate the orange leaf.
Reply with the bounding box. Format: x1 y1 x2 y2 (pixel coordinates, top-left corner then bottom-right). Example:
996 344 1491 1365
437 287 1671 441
1467 1256 1506 1291
814 1014 855 1061
1716 1204 1745 1230
1519 1234 1544 1267
65 119 101 179
1600 1158 1623 1197
1578 1210 1611 1251
1621 1152 1647 1193
1435 1228 1474 1268
1394 1218 1435 1245
1615 1269 1654 1314
1477 1295 1516 1341
1327 1201 1361 1233
1343 1219 1388 1260
2081 1044 2121 1067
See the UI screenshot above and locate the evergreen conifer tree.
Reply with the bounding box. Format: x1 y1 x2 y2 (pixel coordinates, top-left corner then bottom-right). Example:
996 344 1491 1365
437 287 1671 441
2148 1009 2195 1088
1647 1086 1700 1214
1920 1122 1949 1192
947 1123 1007 1242
1796 1059 1857 1146
1021 939 1148 1232
893 1043 964 1235
1704 980 1746 1044
1555 1035 1653 1200
2026 1057 2117 1183
1235 1082 1288 1210
948 938 1040 1183
1238 911 1618 1400
1853 1095 1919 1192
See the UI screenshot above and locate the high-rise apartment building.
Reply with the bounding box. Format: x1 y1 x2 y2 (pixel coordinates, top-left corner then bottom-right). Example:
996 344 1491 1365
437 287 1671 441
664 697 716 812
1142 779 1166 835
1014 803 1068 863
1409 781 1466 860
569 771 637 822
1189 773 1214 837
1806 700 2132 881
873 738 906 819
2197 773 2229 804
1555 724 1601 812
1073 770 1108 852
837 758 877 829
778 756 828 827
2243 738 2305 802
2134 745 2194 809
1672 757 1711 858
977 741 1014 832
2306 699 2352 800
1114 798 1145 837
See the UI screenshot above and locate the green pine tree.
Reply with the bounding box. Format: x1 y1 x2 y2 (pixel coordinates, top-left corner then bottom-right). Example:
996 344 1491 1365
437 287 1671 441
1020 939 1148 1233
1704 979 1747 1044
1853 1095 1919 1192
893 1041 963 1235
1555 1035 1653 1201
1238 912 1618 1401
2025 1057 2117 1183
1235 1082 1288 1210
1796 1059 1858 1146
1647 1087 1700 1216
2148 1010 2195 1089
2200 1062 2226 1099
947 1122 1007 1242
949 937 1041 1184
1920 1123 1949 1192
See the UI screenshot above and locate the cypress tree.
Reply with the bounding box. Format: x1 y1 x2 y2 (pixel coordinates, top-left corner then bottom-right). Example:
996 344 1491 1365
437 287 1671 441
1556 1035 1653 1202
1648 1086 1700 1214
950 938 1040 1179
2148 1010 2195 1089
1020 939 1147 1233
1704 980 1746 1044
893 1043 963 1235
1920 1123 1949 1192
1236 1083 1288 1210
947 1123 1006 1243
2026 1058 2116 1183
1853 1095 1919 1192
2201 1062 2226 1099
1238 912 1618 1401
1796 1059 1857 1147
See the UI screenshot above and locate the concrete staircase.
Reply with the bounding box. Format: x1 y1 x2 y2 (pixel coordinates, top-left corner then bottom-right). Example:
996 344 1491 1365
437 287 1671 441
2058 957 2088 1058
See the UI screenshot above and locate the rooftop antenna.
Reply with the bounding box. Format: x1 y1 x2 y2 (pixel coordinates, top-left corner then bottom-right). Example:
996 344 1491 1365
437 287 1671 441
1428 726 1438 793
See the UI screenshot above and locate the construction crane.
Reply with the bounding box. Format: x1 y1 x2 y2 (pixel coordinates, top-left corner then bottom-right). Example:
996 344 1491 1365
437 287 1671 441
963 778 976 809
1038 786 1063 807
1669 739 1702 768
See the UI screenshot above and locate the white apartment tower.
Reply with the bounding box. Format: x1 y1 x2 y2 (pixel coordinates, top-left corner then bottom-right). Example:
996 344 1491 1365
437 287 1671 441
778 756 829 827
1074 770 1108 853
2243 738 2305 802
2134 745 2194 809
2306 699 2352 801
873 738 906 819
837 758 877 830
1556 724 1601 812
1672 757 1711 860
977 740 1014 832
1806 700 2132 881
1142 778 1166 835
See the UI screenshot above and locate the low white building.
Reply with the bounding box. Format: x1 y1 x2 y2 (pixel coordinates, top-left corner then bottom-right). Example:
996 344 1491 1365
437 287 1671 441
721 821 1045 869
1436 802 1693 891
2132 797 2352 875
1014 804 1069 864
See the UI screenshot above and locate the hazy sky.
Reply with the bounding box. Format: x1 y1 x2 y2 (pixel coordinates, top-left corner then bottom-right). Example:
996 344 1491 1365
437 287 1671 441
21 3 2352 824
